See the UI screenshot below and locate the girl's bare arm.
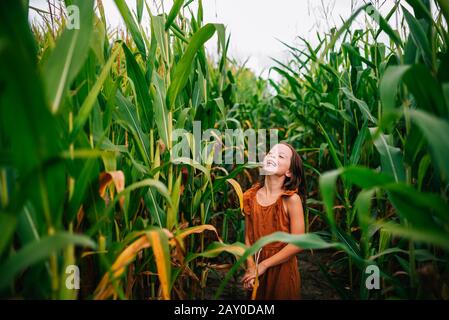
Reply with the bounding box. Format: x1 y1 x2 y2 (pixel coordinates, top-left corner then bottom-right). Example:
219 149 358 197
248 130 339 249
259 194 305 269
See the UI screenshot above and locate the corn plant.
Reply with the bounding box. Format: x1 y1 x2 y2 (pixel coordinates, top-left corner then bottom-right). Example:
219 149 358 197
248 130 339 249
2 0 448 301
259 0 449 299
0 0 287 299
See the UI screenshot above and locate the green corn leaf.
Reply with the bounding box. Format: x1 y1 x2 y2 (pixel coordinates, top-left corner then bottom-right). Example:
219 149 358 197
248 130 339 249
151 72 170 149
350 122 368 165
70 48 119 142
0 213 17 258
214 232 339 299
0 0 65 226
67 158 100 222
320 166 449 250
167 23 224 108
368 3 403 48
136 0 144 23
122 42 153 132
43 0 94 113
114 90 151 166
341 87 377 124
167 172 182 231
114 0 146 58
379 221 449 251
145 187 166 228
402 5 432 68
369 127 406 182
165 0 185 30
318 122 343 168
319 168 342 235
0 232 96 290
270 67 302 99
151 14 168 65
380 64 447 119
409 109 449 183
354 188 376 256
435 0 449 26
87 179 173 237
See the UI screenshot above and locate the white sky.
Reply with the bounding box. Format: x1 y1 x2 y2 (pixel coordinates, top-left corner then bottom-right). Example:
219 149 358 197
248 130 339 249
29 0 414 78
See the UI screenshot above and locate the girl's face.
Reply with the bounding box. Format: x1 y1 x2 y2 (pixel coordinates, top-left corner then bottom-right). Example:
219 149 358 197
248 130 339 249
262 144 293 177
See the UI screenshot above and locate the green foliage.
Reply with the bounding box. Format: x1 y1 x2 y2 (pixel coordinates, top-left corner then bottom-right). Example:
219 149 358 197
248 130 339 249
1 0 448 300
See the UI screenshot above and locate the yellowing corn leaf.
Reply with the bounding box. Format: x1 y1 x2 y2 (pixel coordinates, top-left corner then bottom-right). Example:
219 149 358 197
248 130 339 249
99 171 125 208
226 178 244 214
185 241 246 264
146 230 171 300
94 235 149 300
174 224 222 242
251 275 259 300
94 228 173 300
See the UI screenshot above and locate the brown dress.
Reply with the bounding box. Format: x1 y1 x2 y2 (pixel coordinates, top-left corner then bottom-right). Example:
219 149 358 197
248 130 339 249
243 182 301 300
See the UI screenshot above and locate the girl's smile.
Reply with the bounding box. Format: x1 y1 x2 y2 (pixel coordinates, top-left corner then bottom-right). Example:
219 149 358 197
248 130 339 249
262 144 293 176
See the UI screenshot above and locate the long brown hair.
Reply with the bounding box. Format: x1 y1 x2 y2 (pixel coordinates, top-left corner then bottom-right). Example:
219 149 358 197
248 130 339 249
258 142 307 209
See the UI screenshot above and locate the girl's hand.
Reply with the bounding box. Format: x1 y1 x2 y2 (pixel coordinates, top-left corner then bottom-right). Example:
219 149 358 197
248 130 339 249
241 261 269 290
242 267 256 290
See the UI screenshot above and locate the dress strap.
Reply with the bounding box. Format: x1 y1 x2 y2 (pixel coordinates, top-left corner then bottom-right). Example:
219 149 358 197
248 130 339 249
281 188 298 197
276 188 299 210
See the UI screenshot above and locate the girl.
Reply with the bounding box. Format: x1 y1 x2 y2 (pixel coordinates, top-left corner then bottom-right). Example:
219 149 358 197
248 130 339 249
240 142 307 300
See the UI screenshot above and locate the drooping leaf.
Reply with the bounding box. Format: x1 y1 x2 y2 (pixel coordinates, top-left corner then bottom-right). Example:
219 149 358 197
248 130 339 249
369 127 406 182
214 232 339 299
409 109 449 183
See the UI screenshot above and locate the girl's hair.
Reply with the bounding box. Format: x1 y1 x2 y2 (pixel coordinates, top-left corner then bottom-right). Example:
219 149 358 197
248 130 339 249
258 142 307 209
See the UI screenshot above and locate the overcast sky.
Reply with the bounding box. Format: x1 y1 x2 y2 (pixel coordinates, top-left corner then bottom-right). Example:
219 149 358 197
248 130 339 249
29 0 413 78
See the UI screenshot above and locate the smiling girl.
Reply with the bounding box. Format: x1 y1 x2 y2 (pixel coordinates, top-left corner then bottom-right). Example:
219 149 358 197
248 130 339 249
241 142 307 300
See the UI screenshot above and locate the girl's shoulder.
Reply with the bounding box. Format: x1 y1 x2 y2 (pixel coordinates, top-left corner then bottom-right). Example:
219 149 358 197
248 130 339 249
281 188 302 211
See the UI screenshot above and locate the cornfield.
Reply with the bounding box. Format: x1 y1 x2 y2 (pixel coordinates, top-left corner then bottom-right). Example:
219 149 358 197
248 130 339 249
0 0 448 300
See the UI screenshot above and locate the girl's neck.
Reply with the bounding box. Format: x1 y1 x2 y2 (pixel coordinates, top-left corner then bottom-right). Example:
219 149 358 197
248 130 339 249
262 175 285 196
